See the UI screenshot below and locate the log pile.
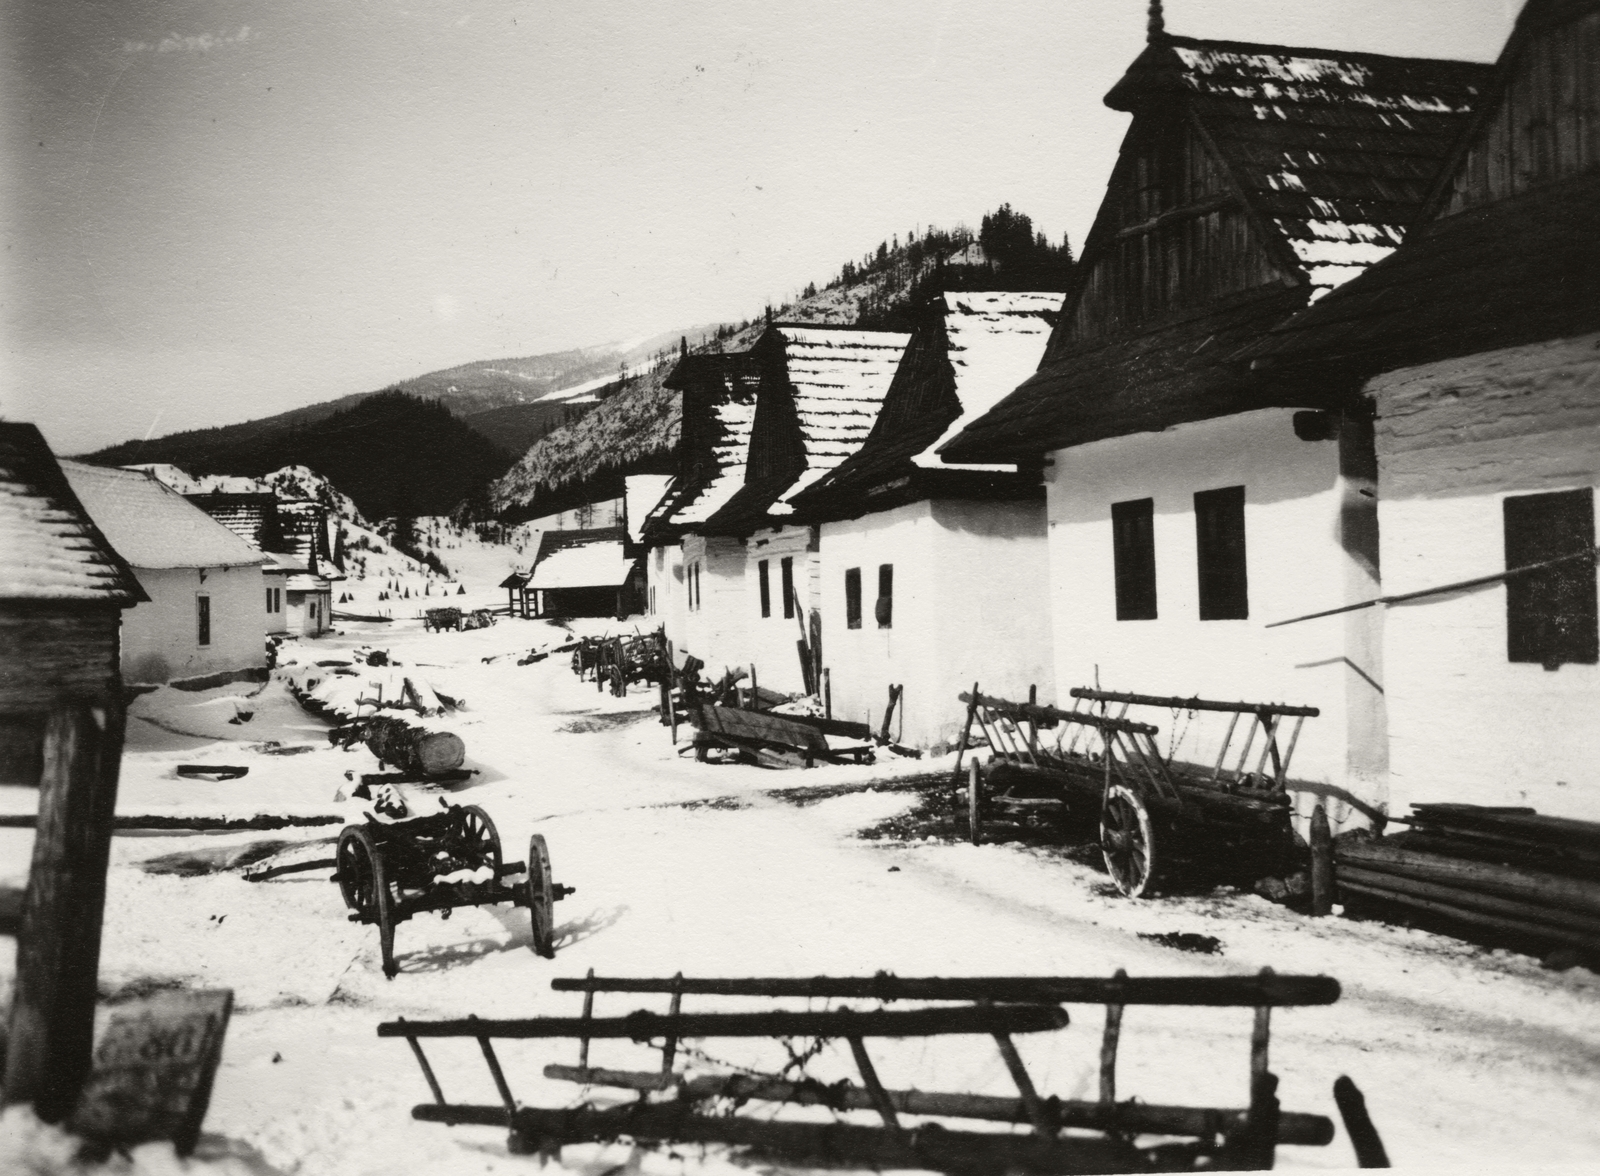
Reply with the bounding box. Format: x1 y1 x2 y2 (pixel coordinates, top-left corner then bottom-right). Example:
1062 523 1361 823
332 714 466 776
1335 803 1600 963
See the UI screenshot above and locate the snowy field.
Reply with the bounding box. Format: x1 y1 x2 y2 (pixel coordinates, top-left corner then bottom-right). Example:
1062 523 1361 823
2 614 1598 1175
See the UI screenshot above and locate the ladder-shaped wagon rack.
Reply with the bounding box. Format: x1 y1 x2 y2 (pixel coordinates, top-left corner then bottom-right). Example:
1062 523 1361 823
380 969 1339 1173
957 686 1319 896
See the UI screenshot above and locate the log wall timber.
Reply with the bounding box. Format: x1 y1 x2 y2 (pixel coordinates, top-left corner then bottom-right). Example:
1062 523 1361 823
1442 10 1600 215
3 703 126 1121
0 606 121 712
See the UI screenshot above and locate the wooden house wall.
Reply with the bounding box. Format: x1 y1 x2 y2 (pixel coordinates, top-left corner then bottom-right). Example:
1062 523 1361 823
1442 10 1600 214
0 605 121 713
1066 117 1294 347
744 340 807 487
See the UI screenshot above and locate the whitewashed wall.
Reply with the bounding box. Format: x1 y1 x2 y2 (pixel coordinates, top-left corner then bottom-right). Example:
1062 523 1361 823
265 570 288 636
820 498 1053 749
286 586 331 636
743 525 818 695
648 544 688 653
680 533 747 674
1372 332 1600 821
1044 408 1384 832
123 564 267 684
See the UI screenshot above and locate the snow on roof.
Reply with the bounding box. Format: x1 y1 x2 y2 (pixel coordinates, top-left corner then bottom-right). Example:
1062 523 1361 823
912 292 1065 470
771 324 909 512
669 391 758 527
60 461 266 570
0 424 145 603
528 539 635 590
1112 35 1489 300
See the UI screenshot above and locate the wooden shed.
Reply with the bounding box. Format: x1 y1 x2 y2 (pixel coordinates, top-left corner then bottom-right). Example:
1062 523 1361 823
0 422 146 1121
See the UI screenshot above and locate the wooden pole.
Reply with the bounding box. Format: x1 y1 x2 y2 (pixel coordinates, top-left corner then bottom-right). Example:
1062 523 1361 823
1310 804 1334 917
1333 1075 1389 1168
4 702 126 1121
823 668 832 720
1100 968 1126 1104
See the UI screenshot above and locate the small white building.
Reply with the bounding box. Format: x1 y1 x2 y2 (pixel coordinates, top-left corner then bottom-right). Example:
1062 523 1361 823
61 462 269 685
791 293 1064 748
1241 0 1600 821
940 30 1490 832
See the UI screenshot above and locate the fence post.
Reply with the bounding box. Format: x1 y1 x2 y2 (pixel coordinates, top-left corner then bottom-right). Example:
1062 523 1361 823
3 702 126 1120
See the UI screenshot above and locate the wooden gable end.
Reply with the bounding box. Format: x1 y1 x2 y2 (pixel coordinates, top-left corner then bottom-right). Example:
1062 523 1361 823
1438 3 1600 215
744 332 807 486
860 310 957 445
1060 113 1300 351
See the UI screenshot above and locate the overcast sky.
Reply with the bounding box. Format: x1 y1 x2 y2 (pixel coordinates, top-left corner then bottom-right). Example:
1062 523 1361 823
2 0 1518 454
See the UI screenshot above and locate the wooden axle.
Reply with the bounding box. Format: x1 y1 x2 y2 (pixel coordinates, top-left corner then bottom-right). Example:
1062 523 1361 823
549 972 1340 1007
378 1003 1069 1041
537 1066 1335 1147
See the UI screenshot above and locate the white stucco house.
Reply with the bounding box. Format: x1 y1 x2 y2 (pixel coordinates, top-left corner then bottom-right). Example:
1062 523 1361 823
939 30 1491 833
61 462 269 685
1241 0 1600 822
789 292 1065 749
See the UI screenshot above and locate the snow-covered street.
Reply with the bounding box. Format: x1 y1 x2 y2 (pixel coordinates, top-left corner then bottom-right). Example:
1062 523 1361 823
4 613 1598 1175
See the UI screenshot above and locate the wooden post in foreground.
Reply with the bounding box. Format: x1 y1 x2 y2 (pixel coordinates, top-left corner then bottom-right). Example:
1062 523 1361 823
1310 804 1334 917
4 702 127 1120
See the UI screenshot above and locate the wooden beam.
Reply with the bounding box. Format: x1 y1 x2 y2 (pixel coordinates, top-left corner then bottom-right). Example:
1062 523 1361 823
1111 194 1236 241
4 703 126 1121
378 1003 1069 1041
550 972 1340 1007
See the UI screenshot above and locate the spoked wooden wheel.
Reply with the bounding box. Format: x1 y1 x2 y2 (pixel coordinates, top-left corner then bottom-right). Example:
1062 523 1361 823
525 833 556 959
1101 784 1159 898
453 805 503 879
337 825 400 977
967 758 986 846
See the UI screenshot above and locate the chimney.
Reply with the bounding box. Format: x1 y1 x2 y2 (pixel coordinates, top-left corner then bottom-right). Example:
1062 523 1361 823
1147 0 1166 42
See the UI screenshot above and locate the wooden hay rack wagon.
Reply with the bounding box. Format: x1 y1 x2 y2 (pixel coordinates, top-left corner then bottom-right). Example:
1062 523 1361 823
250 802 572 978
957 687 1318 897
381 969 1343 1173
423 607 463 632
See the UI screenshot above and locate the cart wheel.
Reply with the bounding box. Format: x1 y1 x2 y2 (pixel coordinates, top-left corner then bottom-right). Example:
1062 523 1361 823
336 825 380 915
337 826 401 976
967 758 985 846
525 833 556 959
455 805 503 879
1101 784 1159 898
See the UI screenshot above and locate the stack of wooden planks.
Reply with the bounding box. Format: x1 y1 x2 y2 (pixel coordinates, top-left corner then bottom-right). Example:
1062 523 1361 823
1334 804 1600 961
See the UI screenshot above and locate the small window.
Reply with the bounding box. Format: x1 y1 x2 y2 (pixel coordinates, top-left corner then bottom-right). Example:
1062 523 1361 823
845 567 862 629
876 564 893 628
1195 486 1248 620
197 595 211 646
758 560 771 618
1111 498 1157 620
1505 488 1597 668
266 587 273 613
781 557 795 619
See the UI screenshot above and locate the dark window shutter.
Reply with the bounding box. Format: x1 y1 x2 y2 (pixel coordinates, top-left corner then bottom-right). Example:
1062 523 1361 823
758 560 771 618
1505 488 1597 668
845 567 862 629
1194 486 1248 620
876 564 893 628
781 556 795 619
1111 498 1157 620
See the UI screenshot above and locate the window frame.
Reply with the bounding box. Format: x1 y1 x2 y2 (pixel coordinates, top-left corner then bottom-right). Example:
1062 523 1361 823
876 564 893 629
781 557 795 620
197 594 212 646
1504 487 1598 669
1194 485 1249 621
1111 498 1157 621
758 559 771 618
844 567 862 630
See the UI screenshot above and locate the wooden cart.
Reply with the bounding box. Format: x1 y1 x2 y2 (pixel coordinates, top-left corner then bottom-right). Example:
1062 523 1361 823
957 687 1317 897
380 969 1344 1173
334 803 573 978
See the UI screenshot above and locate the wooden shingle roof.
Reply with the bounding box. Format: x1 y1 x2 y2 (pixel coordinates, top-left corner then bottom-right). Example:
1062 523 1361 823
0 424 145 605
652 353 762 536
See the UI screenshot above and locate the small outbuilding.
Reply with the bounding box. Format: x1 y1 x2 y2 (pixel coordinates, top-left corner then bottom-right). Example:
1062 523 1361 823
525 527 643 618
61 461 269 685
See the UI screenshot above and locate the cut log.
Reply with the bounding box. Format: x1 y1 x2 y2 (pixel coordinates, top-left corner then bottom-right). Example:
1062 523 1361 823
1337 876 1600 950
1336 840 1600 917
344 715 465 776
1335 865 1600 938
